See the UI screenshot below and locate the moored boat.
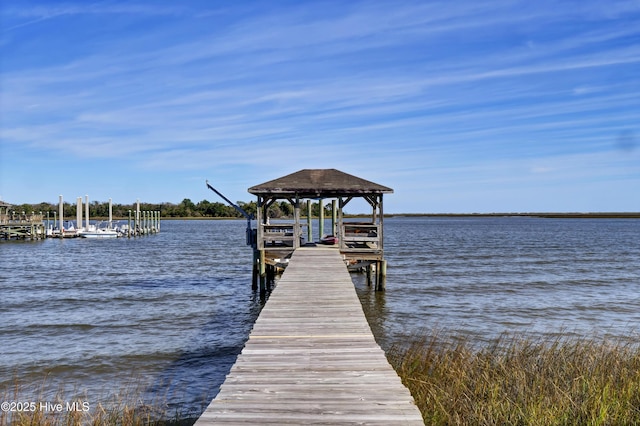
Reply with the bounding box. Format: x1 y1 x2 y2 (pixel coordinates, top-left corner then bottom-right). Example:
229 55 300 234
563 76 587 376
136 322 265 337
320 235 339 245
78 221 119 238
79 228 119 238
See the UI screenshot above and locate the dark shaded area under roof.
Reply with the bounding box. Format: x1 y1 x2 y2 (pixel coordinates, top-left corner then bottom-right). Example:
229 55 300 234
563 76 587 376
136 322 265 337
248 169 393 198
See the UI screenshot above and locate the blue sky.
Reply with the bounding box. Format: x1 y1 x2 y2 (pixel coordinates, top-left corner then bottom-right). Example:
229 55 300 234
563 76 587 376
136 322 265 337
1 1 639 213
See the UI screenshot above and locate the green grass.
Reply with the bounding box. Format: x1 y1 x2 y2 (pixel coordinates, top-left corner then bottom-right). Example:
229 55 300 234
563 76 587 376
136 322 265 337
387 330 640 425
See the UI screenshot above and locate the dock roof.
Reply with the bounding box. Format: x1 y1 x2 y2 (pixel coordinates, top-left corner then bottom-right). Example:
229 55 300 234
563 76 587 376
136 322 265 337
248 169 393 198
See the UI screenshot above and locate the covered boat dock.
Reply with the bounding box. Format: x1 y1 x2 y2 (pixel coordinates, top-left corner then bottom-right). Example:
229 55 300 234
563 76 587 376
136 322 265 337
248 169 393 291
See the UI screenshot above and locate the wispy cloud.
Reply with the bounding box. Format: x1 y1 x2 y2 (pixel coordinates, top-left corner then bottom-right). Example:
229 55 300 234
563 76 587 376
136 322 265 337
1 0 639 211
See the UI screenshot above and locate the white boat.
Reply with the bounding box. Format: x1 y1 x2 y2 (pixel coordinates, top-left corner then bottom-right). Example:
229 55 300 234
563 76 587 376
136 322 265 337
78 221 119 238
79 228 119 238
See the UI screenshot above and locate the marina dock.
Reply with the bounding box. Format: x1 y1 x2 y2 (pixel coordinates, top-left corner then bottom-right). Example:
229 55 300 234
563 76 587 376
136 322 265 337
195 247 423 424
0 197 160 239
0 201 46 240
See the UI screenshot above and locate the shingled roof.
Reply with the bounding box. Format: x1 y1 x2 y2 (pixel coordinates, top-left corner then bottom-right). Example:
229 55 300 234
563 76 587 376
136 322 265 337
248 169 393 198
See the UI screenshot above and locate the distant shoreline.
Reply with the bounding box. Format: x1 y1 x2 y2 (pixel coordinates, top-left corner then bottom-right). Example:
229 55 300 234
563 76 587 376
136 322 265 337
69 212 640 221
88 212 640 220
385 212 640 219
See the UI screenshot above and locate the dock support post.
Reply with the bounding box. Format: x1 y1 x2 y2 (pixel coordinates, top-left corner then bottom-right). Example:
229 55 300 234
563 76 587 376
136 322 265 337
136 199 140 236
266 265 275 290
58 195 63 233
252 250 259 291
331 200 337 236
128 210 132 238
307 200 312 243
366 263 373 287
76 197 82 231
85 195 90 231
377 260 387 291
259 250 266 294
108 198 113 229
318 199 324 239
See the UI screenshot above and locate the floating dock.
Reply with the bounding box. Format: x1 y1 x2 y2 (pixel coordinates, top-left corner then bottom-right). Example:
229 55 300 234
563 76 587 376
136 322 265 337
195 248 423 424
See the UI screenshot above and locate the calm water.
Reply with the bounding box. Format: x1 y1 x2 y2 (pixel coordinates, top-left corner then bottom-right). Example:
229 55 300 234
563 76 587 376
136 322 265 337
1 217 639 416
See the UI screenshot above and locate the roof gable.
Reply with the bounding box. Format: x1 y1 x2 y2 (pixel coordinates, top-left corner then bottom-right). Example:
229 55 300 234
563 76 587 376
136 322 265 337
248 169 393 198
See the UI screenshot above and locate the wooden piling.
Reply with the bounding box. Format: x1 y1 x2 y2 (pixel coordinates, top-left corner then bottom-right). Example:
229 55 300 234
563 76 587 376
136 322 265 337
331 199 337 236
306 200 312 243
76 197 82 231
85 195 89 231
378 259 387 291
259 250 266 294
252 250 259 291
318 198 324 239
58 195 63 232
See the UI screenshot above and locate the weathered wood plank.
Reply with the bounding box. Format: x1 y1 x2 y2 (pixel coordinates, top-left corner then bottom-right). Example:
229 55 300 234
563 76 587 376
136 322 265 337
195 247 423 425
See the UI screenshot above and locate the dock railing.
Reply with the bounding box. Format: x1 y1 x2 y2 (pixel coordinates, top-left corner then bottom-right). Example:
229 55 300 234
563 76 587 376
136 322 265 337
340 222 380 250
258 223 306 249
258 221 382 251
0 212 44 225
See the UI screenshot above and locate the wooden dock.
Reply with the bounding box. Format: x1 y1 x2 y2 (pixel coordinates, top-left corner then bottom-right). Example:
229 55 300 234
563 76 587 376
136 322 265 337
196 247 423 425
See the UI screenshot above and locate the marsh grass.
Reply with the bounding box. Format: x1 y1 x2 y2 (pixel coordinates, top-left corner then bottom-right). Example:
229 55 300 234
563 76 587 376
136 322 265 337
388 330 640 425
0 375 199 426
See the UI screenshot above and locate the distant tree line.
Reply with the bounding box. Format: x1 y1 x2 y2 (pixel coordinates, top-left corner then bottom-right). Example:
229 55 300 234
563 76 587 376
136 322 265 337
10 199 338 219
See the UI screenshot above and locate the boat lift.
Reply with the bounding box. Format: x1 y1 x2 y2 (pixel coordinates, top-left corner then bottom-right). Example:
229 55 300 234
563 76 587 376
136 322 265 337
206 180 256 248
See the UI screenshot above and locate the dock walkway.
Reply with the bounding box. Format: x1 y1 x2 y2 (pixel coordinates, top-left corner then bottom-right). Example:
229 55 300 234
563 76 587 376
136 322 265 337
196 247 423 425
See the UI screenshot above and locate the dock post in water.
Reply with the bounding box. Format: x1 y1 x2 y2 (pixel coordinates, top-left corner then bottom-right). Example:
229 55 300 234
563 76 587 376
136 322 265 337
318 198 324 240
252 250 259 291
307 200 312 243
331 199 337 236
58 195 63 233
85 195 89 231
76 197 82 232
108 198 113 229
